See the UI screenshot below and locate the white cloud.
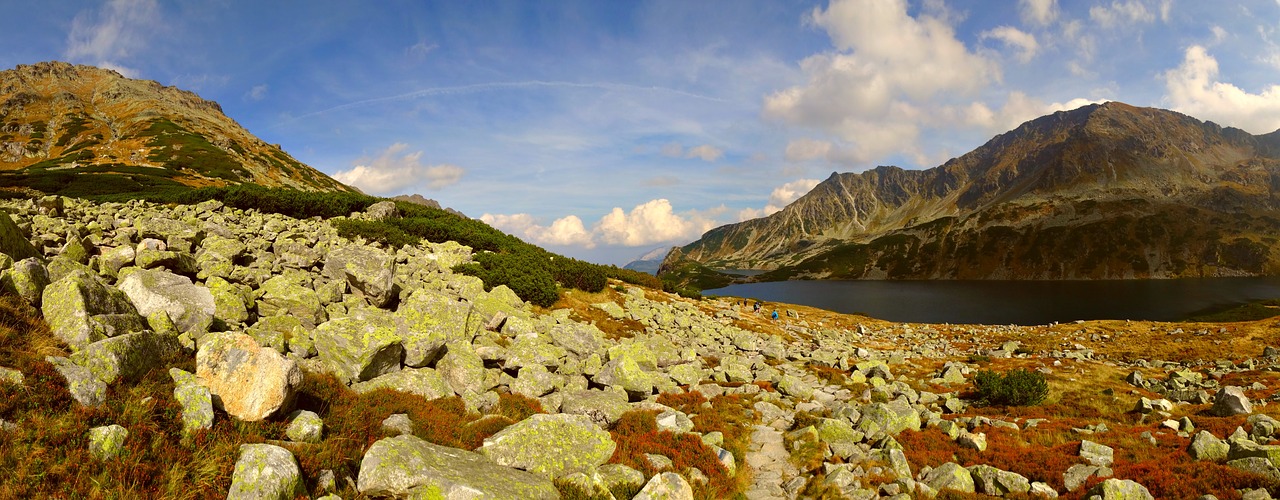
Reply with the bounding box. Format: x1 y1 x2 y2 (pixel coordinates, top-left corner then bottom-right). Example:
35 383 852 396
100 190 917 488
1019 0 1058 26
65 0 161 70
598 199 718 246
959 92 1106 134
1210 25 1228 45
660 142 684 158
332 143 465 195
406 41 438 61
765 179 822 214
981 26 1040 63
1163 45 1280 134
247 84 269 101
685 144 724 162
1089 1 1155 29
763 0 1001 168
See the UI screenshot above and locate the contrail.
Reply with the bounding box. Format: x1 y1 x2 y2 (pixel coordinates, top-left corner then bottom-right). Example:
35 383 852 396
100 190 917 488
275 80 729 127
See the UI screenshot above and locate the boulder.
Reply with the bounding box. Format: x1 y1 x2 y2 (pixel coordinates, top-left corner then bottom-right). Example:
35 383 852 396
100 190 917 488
1063 464 1112 492
46 355 106 406
357 435 559 499
42 270 142 349
311 311 404 384
922 462 975 493
968 464 1031 496
245 315 305 355
560 389 631 426
195 236 244 280
1188 431 1229 461
480 413 616 478
323 245 397 308
1080 439 1115 467
857 400 922 437
396 290 475 366
437 342 493 397
1211 386 1252 417
196 332 302 421
598 464 646 498
511 364 560 399
256 275 325 328
633 472 694 500
549 322 604 357
286 410 324 443
71 330 181 385
88 424 128 460
1085 478 1154 500
0 257 49 306
0 209 39 260
351 367 454 401
365 201 399 220
170 368 214 435
205 276 250 327
226 444 304 500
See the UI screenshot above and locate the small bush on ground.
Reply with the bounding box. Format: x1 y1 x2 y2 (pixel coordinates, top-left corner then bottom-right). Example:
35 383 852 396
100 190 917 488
972 368 1048 406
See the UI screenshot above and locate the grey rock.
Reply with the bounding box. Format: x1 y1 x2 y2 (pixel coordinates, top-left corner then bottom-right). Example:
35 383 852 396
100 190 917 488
1085 478 1154 500
286 410 324 443
256 275 325 328
226 444 304 500
968 464 1031 496
47 355 106 406
0 208 38 260
170 368 214 435
598 463 646 498
365 201 399 221
0 257 49 306
357 435 558 499
381 413 413 436
1188 430 1229 461
1062 464 1112 492
922 462 975 493
633 472 694 500
323 245 397 308
71 330 181 385
396 290 476 366
312 311 404 384
480 413 616 478
41 269 141 349
88 424 128 460
351 367 454 401
560 389 631 426
1080 439 1115 467
1211 386 1253 416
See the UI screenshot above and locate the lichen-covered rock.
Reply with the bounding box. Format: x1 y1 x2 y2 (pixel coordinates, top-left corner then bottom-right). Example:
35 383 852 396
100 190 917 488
395 290 474 366
351 367 454 400
226 444 304 500
0 257 49 306
196 332 302 421
511 364 560 399
98 246 136 278
922 461 975 493
245 314 305 354
549 322 604 357
170 368 214 435
1189 430 1230 461
437 341 495 397
0 366 23 386
312 310 404 384
46 355 106 406
357 434 559 499
856 400 922 437
506 335 569 370
598 463 646 497
633 472 694 500
480 413 616 478
71 330 180 385
560 389 631 426
1085 478 1154 500
323 245 397 308
968 464 1031 496
88 424 128 460
0 209 39 260
593 349 655 398
205 276 250 328
286 410 324 443
256 275 325 328
41 269 141 349
1063 464 1113 492
195 235 245 280
1211 386 1253 417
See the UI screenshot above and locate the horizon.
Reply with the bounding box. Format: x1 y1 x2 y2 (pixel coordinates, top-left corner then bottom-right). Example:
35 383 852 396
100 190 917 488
4 0 1280 265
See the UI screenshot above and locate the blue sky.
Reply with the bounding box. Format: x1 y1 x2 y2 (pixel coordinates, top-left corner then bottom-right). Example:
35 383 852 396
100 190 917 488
4 0 1280 265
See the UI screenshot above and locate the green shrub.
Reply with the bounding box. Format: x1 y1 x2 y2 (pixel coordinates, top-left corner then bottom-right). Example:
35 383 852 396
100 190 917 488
332 219 419 249
972 368 1048 406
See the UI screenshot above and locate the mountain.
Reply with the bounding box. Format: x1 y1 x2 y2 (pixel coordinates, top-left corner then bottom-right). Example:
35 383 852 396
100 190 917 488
622 246 672 275
0 61 353 195
672 102 1280 281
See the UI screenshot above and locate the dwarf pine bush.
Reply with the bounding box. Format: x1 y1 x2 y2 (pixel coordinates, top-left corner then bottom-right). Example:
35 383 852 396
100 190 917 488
973 368 1048 406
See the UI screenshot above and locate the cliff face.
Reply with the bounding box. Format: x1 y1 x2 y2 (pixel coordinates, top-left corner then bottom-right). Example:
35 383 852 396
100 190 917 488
676 102 1280 279
0 61 354 194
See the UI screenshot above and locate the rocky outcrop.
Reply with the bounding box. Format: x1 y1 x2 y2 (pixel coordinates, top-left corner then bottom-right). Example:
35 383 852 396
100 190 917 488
356 435 559 499
479 413 617 478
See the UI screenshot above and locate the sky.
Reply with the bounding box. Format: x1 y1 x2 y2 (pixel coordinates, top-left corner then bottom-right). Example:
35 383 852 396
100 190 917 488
4 0 1280 265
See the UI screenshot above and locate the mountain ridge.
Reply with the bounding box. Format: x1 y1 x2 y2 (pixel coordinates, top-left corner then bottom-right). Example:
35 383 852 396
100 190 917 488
670 102 1280 282
0 61 353 195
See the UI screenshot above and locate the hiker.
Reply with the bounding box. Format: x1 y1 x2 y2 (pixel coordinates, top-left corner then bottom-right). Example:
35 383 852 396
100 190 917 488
771 310 779 320
753 301 761 313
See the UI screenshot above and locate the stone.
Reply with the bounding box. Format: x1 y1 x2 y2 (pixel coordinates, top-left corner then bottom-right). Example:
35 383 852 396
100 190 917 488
594 351 655 399
922 462 975 493
1086 478 1154 500
480 413 616 478
0 209 38 261
47 355 106 406
633 472 694 500
357 435 558 499
437 342 493 398
42 269 141 349
1228 457 1280 482
257 275 325 328
511 364 559 399
549 322 604 358
205 276 250 327
1189 431 1229 461
1080 439 1115 467
312 312 405 384
0 257 49 306
286 410 324 443
99 246 136 277
382 414 413 436
365 201 399 220
656 409 695 434
226 444 304 500
857 400 922 436
1211 386 1252 417
351 367 454 401
1030 481 1059 498
958 431 988 452
71 330 180 385
1063 464 1112 492
171 369 214 435
560 389 631 426
88 424 128 460
968 464 1031 496
598 463 646 497
396 290 475 366
196 332 302 421
59 232 90 264
323 245 397 308
0 366 22 386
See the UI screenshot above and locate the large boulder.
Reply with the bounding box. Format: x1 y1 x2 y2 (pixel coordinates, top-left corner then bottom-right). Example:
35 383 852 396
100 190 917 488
968 464 1031 496
311 310 405 384
196 332 302 421
71 331 181 385
323 245 397 308
633 472 694 500
1211 386 1253 416
1086 478 1154 500
1188 430 1230 461
226 444 304 500
117 269 215 336
0 257 49 306
857 400 922 437
256 275 325 328
922 461 976 494
395 290 475 366
41 270 142 349
46 355 106 406
559 389 631 426
351 368 454 401
357 435 559 499
195 235 245 280
480 413 616 478
0 209 38 260
437 342 495 397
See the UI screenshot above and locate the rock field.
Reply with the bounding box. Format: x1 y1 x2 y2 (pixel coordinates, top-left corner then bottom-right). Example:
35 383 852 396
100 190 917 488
2 195 1280 499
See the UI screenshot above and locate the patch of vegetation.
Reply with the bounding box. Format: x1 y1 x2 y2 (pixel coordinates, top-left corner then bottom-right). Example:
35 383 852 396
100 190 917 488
55 115 91 147
139 118 249 182
972 368 1048 407
1185 299 1280 322
607 410 737 498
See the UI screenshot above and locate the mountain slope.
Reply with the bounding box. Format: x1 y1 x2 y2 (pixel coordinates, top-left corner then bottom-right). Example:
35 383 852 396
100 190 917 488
0 61 353 195
674 102 1280 280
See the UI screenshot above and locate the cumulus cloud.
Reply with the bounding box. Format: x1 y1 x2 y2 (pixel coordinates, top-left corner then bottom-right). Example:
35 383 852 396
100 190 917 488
332 143 465 195
981 26 1040 63
1163 45 1280 134
65 0 161 71
246 84 269 101
959 92 1106 134
763 0 1001 167
1019 0 1058 26
660 142 724 162
765 179 822 214
1089 0 1155 29
483 199 721 249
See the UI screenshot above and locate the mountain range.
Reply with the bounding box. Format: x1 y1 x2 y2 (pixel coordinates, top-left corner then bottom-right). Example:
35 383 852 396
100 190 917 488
667 102 1280 284
0 61 351 196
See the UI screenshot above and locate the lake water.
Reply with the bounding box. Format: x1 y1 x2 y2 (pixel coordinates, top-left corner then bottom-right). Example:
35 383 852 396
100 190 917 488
705 278 1280 325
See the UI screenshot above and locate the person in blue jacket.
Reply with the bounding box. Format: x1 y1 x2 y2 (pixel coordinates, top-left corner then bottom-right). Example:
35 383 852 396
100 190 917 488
771 310 779 320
